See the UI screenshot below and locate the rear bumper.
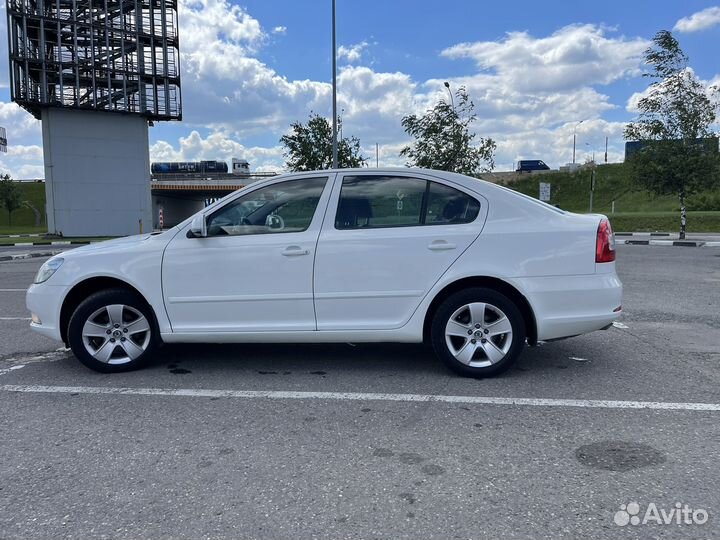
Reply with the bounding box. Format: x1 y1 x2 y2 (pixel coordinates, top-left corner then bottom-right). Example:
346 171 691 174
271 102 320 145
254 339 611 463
26 283 65 342
512 273 623 341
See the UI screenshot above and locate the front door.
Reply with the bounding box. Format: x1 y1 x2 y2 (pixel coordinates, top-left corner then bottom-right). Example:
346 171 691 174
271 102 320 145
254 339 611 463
162 175 331 333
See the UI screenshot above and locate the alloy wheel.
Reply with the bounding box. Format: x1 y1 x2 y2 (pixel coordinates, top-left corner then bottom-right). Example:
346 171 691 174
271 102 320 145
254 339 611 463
81 304 152 364
444 302 513 367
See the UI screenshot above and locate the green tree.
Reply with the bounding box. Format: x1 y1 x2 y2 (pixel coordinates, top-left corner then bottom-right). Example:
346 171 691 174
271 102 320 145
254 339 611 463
0 174 23 227
400 85 496 175
624 30 720 238
280 113 366 171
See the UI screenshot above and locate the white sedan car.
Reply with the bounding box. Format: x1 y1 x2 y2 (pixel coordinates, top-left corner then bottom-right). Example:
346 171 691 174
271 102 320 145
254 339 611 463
27 168 622 377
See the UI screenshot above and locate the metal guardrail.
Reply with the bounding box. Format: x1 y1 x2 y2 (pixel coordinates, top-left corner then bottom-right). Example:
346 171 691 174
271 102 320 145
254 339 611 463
151 182 246 191
150 172 277 182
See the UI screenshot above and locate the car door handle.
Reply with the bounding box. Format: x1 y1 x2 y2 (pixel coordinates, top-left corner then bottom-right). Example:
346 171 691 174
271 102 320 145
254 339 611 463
428 240 457 251
281 246 309 257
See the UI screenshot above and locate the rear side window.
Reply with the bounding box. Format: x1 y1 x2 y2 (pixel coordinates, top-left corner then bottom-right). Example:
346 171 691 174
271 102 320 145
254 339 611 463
336 176 426 229
336 175 480 230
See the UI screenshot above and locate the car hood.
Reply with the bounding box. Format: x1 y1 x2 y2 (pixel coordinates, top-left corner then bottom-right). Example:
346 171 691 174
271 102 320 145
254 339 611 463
63 231 173 257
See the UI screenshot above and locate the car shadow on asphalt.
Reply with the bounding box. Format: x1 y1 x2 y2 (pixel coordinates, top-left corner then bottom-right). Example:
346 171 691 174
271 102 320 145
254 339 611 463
149 342 447 376
141 339 596 380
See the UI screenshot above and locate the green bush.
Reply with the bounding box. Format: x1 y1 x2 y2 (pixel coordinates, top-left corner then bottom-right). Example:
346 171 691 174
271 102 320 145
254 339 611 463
608 211 720 233
687 192 720 211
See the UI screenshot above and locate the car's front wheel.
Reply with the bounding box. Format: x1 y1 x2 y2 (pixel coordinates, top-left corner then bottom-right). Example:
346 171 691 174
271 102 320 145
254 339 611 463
431 287 526 378
68 289 157 373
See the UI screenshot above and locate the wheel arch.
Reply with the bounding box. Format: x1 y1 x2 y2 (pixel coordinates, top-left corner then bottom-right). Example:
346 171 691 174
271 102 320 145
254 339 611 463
59 276 162 346
422 276 537 346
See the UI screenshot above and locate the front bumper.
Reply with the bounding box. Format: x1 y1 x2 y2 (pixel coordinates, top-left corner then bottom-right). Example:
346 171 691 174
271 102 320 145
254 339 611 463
26 283 65 342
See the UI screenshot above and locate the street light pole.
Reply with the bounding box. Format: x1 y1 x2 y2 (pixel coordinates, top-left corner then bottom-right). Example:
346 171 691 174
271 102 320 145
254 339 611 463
444 81 457 171
572 120 584 164
339 107 344 140
331 0 338 169
443 81 454 110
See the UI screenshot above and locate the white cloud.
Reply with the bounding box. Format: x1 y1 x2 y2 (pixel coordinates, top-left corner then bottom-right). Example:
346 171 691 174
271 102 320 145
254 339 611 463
177 0 330 136
495 119 627 170
674 6 720 33
337 41 369 64
272 26 287 35
337 66 420 143
179 0 264 53
0 102 44 177
150 131 285 173
626 68 720 113
0 102 41 143
442 24 647 93
0 143 45 178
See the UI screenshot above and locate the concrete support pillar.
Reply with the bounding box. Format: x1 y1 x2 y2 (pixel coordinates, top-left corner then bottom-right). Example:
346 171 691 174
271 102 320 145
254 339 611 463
42 108 152 237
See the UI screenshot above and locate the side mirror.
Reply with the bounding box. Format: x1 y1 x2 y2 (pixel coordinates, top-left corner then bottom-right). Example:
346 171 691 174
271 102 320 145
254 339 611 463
266 214 283 230
188 214 207 238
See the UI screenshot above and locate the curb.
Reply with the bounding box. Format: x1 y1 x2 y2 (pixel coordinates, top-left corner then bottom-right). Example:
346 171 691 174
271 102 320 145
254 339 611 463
0 250 64 262
616 232 671 237
5 241 94 247
618 239 720 247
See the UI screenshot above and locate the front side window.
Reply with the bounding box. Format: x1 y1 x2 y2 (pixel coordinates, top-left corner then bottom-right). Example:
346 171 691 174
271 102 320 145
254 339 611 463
206 177 327 236
336 175 480 230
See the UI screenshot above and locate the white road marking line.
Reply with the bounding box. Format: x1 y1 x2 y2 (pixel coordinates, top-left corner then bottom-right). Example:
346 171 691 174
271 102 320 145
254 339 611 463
2 384 720 412
0 289 26 292
569 356 589 362
612 321 629 329
2 349 69 365
0 365 25 377
649 240 674 246
0 317 31 321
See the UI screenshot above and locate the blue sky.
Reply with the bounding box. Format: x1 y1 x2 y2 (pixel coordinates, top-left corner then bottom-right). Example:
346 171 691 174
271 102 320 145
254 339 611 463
1 0 720 177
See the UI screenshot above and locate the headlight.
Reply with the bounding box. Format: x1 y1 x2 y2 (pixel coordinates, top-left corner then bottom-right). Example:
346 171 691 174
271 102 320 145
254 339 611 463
34 257 64 284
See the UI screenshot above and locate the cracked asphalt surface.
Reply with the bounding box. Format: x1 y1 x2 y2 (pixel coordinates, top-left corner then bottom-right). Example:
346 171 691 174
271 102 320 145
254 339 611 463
1 245 719 539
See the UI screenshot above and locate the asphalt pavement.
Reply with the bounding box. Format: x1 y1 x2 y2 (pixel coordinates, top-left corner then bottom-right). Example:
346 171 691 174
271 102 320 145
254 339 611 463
1 245 719 539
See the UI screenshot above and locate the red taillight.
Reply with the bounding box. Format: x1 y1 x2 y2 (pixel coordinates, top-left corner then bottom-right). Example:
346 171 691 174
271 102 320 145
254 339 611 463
596 218 616 263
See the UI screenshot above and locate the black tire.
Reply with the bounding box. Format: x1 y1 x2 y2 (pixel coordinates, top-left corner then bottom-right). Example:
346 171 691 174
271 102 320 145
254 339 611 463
67 288 157 373
431 287 526 378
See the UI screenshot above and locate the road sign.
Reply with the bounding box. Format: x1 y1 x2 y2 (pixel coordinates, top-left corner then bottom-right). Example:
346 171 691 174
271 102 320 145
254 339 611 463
539 182 551 202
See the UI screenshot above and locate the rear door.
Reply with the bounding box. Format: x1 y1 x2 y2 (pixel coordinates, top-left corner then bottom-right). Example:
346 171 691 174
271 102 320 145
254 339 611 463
313 172 487 330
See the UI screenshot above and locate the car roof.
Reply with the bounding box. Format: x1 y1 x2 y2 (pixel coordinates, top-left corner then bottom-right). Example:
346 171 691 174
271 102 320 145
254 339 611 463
272 166 519 202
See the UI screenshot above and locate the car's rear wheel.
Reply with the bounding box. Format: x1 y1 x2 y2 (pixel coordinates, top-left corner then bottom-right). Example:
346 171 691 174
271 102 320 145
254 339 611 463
68 289 157 373
431 287 526 378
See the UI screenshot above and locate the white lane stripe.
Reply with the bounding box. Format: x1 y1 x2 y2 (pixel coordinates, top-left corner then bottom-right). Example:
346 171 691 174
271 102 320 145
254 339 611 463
0 317 31 321
649 240 675 246
2 384 720 412
0 366 25 377
0 289 26 292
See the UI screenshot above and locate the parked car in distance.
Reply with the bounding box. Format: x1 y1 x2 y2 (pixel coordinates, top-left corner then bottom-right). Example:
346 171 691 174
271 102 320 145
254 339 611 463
516 160 551 172
27 168 622 378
